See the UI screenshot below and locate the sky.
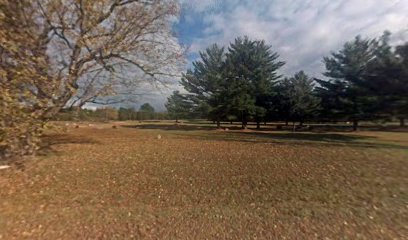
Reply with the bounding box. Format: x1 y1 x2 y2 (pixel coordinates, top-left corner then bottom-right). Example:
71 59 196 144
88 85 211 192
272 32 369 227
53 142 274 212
110 0 408 111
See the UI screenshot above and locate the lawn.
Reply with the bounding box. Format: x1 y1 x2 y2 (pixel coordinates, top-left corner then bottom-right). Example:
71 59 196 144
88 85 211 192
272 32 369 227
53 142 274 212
1 121 407 239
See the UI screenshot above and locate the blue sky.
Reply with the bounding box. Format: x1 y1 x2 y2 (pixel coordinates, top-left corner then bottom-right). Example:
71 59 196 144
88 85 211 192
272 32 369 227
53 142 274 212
176 0 408 77
109 0 408 111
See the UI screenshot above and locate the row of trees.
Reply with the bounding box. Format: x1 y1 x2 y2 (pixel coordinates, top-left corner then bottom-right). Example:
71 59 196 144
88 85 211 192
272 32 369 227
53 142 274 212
55 103 169 121
316 33 408 129
118 103 169 121
166 33 408 130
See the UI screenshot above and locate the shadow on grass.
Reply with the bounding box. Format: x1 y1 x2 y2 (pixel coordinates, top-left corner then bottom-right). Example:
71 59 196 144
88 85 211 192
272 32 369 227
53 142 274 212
121 124 219 131
122 124 408 150
42 133 99 146
244 132 406 150
240 131 372 142
173 131 408 150
1 134 99 170
39 133 99 155
122 123 408 133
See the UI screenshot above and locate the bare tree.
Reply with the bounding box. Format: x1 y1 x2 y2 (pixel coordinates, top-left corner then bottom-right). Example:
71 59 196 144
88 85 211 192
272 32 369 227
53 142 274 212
0 0 184 158
37 0 184 111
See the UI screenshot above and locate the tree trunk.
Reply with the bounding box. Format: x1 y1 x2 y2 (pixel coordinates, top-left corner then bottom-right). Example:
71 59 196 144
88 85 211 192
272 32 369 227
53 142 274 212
230 121 233 125
242 118 248 129
292 122 296 132
352 119 359 131
216 120 221 129
264 121 267 126
256 121 260 130
73 107 81 121
241 111 246 129
399 117 405 127
285 120 289 126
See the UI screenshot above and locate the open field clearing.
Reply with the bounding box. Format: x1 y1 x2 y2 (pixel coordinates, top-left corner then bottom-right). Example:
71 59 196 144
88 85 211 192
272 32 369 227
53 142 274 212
1 122 408 239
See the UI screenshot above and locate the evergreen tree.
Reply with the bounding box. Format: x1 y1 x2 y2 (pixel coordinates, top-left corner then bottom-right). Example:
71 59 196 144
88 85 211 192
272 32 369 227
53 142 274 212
364 34 408 126
224 37 284 129
395 43 408 126
181 44 226 128
139 103 155 120
277 71 320 127
315 36 379 131
165 91 193 122
140 103 155 113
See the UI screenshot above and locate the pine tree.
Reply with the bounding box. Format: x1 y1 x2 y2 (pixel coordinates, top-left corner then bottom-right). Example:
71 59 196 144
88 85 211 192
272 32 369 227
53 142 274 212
180 44 226 128
224 37 284 129
277 71 320 128
165 91 193 123
364 33 408 127
139 103 155 120
316 36 379 131
395 43 408 126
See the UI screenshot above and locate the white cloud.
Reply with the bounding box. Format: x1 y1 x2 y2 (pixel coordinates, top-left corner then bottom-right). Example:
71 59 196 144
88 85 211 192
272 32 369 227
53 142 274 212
130 0 408 110
186 0 408 77
181 0 223 12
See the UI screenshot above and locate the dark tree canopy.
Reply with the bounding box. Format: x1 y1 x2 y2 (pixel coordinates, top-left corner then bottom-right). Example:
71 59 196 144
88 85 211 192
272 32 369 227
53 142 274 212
181 44 226 127
315 36 380 130
139 103 155 113
165 91 193 122
172 33 407 130
364 35 408 126
277 71 320 124
223 36 285 128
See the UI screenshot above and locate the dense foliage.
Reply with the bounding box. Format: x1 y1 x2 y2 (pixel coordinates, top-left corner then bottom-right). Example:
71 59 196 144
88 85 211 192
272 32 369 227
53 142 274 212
167 34 407 130
176 37 285 129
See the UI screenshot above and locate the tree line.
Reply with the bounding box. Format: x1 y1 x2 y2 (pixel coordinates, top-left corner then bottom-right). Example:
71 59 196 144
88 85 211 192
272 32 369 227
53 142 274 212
166 33 408 130
55 103 169 122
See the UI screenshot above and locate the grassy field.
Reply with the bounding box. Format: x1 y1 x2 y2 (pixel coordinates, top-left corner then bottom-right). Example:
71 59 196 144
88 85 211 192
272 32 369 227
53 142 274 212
1 121 407 239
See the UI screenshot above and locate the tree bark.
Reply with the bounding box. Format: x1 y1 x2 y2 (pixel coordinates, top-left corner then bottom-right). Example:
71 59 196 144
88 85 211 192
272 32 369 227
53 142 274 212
285 120 289 126
216 119 221 129
256 121 260 130
352 119 359 131
399 117 405 127
292 122 296 132
241 111 246 129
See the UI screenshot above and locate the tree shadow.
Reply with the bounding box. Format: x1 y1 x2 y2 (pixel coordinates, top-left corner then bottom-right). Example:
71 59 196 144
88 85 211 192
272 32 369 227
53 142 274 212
42 133 99 146
121 123 408 133
38 133 99 156
121 124 219 131
1 134 99 170
239 131 372 142
120 123 408 150
173 131 408 150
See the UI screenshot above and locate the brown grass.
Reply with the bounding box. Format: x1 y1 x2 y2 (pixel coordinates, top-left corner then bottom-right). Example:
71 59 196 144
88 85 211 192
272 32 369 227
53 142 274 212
1 122 407 239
